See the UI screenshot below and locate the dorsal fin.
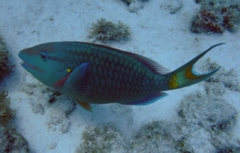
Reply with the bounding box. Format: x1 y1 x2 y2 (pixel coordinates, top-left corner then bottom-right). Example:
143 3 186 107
121 51 169 74
81 42 169 74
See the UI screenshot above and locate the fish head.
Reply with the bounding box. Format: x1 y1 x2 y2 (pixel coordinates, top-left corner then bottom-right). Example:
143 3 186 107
18 43 69 89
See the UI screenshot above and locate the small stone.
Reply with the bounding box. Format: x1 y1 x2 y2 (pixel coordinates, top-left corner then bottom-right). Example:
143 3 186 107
48 142 57 150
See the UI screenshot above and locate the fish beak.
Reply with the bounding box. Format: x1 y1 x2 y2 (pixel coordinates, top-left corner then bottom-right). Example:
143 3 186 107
18 51 30 69
18 50 45 74
21 61 31 69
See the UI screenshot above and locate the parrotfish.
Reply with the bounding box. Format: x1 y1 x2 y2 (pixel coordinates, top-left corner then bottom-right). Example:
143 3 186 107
18 42 224 111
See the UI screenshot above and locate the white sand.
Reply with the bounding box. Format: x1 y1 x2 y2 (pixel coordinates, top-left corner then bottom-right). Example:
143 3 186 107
0 0 240 152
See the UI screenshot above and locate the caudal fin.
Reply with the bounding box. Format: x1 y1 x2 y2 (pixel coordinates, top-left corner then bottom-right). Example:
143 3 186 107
165 43 224 90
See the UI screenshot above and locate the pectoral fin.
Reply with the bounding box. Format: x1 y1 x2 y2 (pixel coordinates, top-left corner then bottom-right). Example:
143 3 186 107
63 62 91 95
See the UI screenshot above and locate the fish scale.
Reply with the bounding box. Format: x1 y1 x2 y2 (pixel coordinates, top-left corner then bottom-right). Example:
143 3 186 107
65 45 162 103
19 42 224 110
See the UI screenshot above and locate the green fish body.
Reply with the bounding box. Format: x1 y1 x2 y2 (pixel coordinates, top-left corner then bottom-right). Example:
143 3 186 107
18 42 223 111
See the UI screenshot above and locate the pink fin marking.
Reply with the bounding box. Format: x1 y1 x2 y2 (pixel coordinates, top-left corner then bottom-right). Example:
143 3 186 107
54 73 71 88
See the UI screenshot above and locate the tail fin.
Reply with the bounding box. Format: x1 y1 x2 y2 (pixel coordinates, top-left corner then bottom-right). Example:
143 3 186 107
165 43 224 90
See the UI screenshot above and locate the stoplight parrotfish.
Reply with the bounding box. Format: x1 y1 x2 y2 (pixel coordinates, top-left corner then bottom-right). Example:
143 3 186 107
18 42 224 111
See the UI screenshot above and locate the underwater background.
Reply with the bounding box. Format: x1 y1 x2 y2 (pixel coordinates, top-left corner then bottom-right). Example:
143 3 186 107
0 0 240 152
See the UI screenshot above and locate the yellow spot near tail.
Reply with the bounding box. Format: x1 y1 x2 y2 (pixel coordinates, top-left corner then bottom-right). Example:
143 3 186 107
168 74 178 89
186 66 200 79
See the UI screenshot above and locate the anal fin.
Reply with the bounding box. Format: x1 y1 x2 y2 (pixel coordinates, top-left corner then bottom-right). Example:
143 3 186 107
122 92 167 105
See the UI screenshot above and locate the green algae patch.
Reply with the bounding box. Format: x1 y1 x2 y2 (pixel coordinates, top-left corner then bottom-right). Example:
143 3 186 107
88 18 131 43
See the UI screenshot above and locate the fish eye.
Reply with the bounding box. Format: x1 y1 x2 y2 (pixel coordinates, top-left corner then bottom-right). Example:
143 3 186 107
40 52 48 60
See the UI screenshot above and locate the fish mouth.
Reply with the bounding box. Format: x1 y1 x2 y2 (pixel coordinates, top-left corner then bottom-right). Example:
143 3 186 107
20 61 45 73
21 60 33 70
21 61 31 68
19 51 45 73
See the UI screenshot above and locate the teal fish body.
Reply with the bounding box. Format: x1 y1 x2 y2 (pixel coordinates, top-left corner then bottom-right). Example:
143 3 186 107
18 42 223 110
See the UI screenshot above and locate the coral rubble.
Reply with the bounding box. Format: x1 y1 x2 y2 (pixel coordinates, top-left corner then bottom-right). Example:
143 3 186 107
76 125 128 153
0 91 30 153
191 0 240 33
201 59 240 96
160 0 183 14
0 38 12 82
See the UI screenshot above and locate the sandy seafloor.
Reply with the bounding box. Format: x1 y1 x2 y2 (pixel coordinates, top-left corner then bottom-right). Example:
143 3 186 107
0 0 240 153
